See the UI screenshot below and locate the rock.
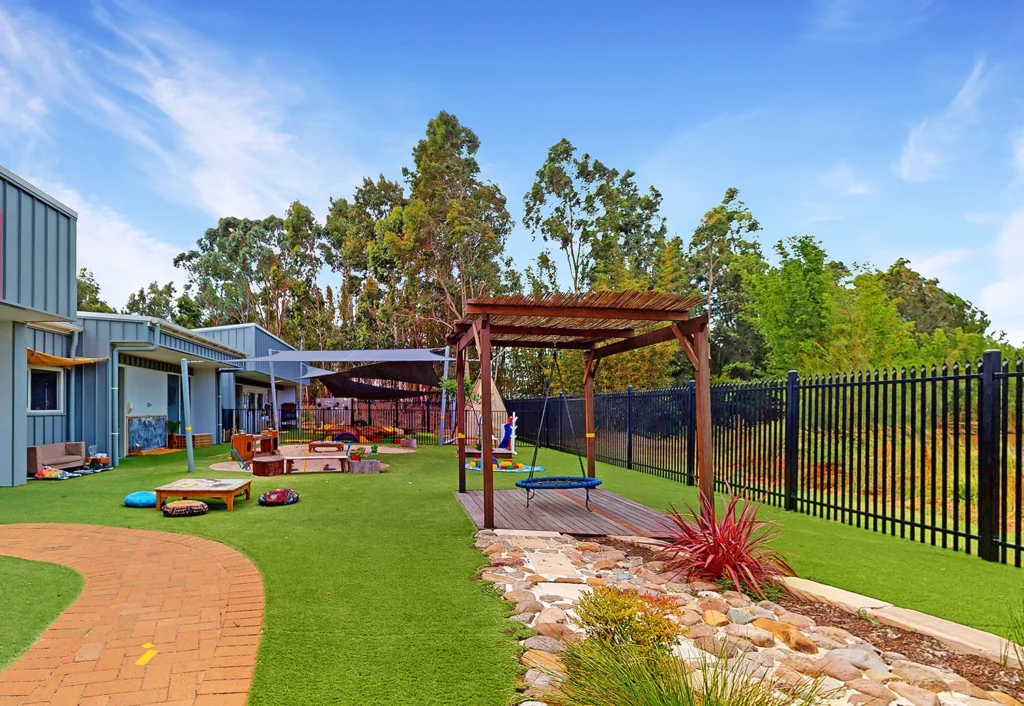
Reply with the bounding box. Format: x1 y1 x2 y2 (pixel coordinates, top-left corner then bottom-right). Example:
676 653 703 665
780 654 817 674
553 576 584 584
591 559 617 571
751 618 817 654
533 621 580 643
678 609 703 626
491 557 524 567
987 692 1024 706
536 607 567 624
521 649 565 675
773 665 812 695
723 589 750 604
510 613 534 624
481 571 511 583
809 633 846 650
576 541 601 552
666 582 691 593
728 608 757 625
526 574 546 583
888 681 941 706
828 647 889 673
686 624 715 639
694 634 737 658
890 661 951 692
700 597 730 613
750 606 776 620
723 623 775 647
673 641 706 661
945 677 992 699
725 636 755 654
484 543 506 555
519 701 550 706
538 594 562 603
814 656 861 681
523 635 564 653
776 610 815 630
515 600 544 615
703 609 730 627
586 577 607 587
689 580 719 592
846 679 897 704
506 589 536 603
882 651 908 663
523 668 554 687
815 625 853 641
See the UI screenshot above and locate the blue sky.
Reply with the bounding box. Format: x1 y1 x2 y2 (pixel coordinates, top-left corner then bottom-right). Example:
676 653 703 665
2 0 1023 343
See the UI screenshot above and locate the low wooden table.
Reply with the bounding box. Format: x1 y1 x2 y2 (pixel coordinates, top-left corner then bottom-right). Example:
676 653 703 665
308 440 349 453
155 478 252 511
286 455 349 474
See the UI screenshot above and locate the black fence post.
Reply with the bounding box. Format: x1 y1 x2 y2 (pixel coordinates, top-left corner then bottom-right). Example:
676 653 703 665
686 380 697 486
978 349 1002 562
626 385 634 470
784 370 799 511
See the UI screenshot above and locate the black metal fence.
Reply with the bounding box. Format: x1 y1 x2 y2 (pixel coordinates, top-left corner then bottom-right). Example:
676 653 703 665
223 396 446 445
508 350 1024 566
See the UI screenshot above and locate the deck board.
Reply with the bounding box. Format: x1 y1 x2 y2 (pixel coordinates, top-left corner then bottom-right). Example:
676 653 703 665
457 488 673 538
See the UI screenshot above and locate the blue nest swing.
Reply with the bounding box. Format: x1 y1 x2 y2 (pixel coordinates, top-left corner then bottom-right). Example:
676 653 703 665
513 349 601 510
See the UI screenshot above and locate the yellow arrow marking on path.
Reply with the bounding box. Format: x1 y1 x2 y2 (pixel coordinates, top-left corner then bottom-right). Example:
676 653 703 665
136 643 158 666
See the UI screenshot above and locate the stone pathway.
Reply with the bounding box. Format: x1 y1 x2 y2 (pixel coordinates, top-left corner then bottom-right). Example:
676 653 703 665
476 530 1023 706
0 524 263 705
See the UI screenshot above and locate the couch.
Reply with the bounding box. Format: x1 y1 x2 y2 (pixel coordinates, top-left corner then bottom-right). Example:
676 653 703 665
27 442 86 475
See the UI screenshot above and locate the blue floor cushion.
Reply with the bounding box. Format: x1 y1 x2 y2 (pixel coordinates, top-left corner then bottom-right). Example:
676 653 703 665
162 499 208 517
259 488 300 506
124 491 157 508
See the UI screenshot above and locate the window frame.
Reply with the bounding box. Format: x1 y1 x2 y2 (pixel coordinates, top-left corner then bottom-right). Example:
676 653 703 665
27 365 65 416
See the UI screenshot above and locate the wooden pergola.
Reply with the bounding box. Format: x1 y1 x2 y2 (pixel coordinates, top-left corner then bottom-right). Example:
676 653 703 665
446 291 714 529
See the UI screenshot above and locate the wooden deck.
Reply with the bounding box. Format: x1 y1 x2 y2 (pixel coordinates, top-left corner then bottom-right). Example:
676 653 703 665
457 488 674 538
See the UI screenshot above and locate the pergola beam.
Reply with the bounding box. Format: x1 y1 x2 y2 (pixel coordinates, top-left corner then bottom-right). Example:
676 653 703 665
591 315 708 360
465 302 691 322
490 340 597 350
489 325 634 339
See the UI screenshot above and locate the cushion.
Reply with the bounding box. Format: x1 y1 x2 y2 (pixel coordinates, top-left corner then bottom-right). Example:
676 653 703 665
259 488 300 506
124 490 157 508
34 467 70 480
162 499 209 517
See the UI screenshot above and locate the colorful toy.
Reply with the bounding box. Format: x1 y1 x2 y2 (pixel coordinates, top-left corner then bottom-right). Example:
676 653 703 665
259 488 300 506
465 457 542 474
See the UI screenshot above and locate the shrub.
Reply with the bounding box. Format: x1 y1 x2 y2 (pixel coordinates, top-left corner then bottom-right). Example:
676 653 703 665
557 642 824 706
661 489 794 598
571 586 682 656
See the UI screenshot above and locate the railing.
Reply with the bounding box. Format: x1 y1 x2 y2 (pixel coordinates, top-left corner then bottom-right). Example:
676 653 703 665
508 350 1024 566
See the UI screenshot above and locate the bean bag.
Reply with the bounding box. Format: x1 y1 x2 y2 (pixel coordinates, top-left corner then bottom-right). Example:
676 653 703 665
259 488 300 506
124 490 157 508
162 499 208 517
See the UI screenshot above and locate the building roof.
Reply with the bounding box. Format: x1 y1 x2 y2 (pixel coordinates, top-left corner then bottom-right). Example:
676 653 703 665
0 164 78 218
77 312 247 358
236 349 451 364
193 322 297 351
450 290 704 348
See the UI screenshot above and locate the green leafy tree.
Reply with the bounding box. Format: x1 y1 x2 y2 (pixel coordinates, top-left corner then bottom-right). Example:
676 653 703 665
876 258 990 335
124 281 177 320
76 268 116 313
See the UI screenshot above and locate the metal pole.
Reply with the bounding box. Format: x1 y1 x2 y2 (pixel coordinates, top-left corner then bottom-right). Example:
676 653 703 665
268 348 279 430
181 358 195 474
784 371 800 511
439 344 450 445
978 349 1002 562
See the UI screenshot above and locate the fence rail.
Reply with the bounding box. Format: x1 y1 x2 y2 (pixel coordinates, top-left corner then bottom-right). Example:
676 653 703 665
507 349 1024 566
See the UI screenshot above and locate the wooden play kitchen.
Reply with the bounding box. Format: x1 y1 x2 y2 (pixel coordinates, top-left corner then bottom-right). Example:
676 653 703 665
155 478 252 511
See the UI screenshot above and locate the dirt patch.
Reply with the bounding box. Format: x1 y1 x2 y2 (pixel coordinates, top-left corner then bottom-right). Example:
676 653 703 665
777 594 1023 699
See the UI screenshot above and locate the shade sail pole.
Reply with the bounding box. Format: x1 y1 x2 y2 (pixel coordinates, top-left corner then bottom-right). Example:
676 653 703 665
180 358 195 474
456 345 467 493
480 315 494 529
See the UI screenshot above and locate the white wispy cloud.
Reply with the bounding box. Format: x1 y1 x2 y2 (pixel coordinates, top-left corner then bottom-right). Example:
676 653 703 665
32 180 184 308
909 249 974 282
808 0 935 42
0 3 359 220
896 59 989 182
980 210 1024 345
821 161 873 195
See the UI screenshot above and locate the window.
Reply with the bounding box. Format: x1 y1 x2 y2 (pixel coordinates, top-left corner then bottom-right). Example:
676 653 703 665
28 366 64 414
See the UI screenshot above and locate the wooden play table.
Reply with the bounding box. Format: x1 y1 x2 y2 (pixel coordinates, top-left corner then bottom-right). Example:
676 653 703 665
286 455 348 474
308 440 349 453
155 478 252 511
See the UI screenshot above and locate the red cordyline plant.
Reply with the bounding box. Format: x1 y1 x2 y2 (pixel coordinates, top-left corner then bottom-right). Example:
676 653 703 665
660 488 794 598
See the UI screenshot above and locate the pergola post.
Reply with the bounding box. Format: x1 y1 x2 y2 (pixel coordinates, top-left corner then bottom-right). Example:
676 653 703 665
456 345 467 494
583 350 597 479
479 315 494 529
692 326 714 512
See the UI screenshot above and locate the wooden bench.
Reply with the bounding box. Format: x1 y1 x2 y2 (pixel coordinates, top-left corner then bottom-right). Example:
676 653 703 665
285 455 349 474
308 440 349 454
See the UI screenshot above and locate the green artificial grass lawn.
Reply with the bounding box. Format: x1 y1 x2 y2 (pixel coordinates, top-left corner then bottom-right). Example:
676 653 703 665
2 441 1022 705
0 556 83 671
465 445 1024 638
0 445 523 705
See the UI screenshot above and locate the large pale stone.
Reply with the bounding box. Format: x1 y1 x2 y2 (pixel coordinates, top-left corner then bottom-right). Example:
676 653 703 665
888 681 941 706
533 582 589 603
702 609 730 627
814 656 862 681
523 635 564 653
522 649 565 675
828 647 889 673
781 576 893 613
723 623 774 647
528 551 582 579
846 679 897 703
890 661 950 692
505 589 536 604
515 600 544 615
536 606 567 624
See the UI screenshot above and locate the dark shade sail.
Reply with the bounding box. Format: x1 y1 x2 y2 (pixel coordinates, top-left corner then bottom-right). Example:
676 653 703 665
321 376 433 400
338 361 440 387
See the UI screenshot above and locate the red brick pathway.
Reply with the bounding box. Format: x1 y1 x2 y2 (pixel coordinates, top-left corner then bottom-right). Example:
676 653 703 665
0 524 263 705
